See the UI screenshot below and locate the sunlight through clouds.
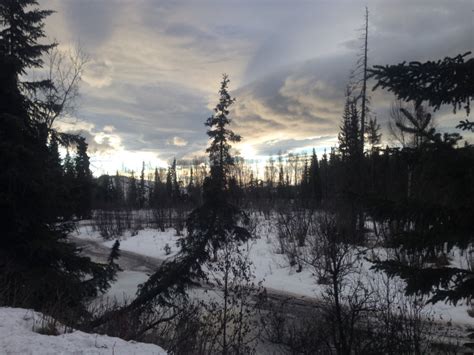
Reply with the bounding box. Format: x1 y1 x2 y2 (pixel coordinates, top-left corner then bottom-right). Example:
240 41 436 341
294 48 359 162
39 0 473 174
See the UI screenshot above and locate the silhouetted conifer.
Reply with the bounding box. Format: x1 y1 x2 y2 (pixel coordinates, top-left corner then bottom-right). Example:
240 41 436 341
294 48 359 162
0 0 116 319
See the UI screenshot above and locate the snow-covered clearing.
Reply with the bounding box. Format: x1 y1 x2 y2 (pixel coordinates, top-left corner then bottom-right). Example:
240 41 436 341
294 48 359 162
75 221 473 326
0 307 166 355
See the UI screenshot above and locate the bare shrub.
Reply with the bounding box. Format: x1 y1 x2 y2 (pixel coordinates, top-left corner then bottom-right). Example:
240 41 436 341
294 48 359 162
260 297 331 354
276 205 314 272
202 236 262 354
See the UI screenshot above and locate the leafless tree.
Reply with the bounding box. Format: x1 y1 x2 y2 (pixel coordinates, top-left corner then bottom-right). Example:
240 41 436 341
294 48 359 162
29 44 89 129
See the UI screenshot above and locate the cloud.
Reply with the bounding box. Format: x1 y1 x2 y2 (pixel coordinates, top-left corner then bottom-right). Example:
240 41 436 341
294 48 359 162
82 59 114 88
252 136 338 156
60 0 123 48
168 136 188 147
82 131 118 154
54 118 121 154
229 55 352 155
38 0 473 174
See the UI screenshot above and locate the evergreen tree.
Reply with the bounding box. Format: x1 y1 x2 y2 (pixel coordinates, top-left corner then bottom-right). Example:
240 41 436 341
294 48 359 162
106 240 122 282
184 74 254 353
187 167 201 206
205 75 240 185
264 155 276 189
151 167 161 208
299 157 310 202
170 158 180 201
338 95 361 160
371 53 474 304
48 135 62 173
127 171 138 209
366 116 381 150
151 167 166 231
138 161 146 209
186 74 251 257
63 150 75 177
370 52 473 116
95 174 114 209
114 170 124 207
320 150 329 200
166 161 174 201
94 75 254 333
74 137 92 218
47 135 67 217
0 0 116 319
0 0 55 114
277 151 286 199
308 148 322 204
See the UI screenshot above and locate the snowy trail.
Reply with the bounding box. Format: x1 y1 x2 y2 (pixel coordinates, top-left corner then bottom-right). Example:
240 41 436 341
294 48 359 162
72 236 318 306
72 235 327 319
72 237 165 273
73 236 472 350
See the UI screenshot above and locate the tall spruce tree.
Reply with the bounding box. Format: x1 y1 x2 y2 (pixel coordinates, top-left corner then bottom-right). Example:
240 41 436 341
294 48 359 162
185 74 255 353
127 171 138 209
151 167 161 208
114 170 124 207
300 157 310 201
185 74 251 258
338 94 361 160
91 75 254 332
0 0 55 107
371 54 474 304
0 0 116 319
170 158 180 201
74 137 92 218
138 161 146 208
308 148 322 204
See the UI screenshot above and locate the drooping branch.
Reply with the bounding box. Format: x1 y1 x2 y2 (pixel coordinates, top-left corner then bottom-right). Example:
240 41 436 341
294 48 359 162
370 52 474 115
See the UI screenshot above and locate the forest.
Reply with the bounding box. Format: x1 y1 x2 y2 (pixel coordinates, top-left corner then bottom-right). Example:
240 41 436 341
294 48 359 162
0 1 473 354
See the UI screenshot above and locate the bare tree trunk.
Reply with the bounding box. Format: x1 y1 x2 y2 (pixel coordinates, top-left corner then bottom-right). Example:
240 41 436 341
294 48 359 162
359 6 369 154
222 248 229 355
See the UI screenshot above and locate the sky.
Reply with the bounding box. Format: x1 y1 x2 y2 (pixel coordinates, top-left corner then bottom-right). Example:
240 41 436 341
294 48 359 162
39 0 474 175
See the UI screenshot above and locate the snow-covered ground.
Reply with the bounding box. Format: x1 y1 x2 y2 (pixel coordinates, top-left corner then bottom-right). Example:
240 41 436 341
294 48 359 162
0 307 166 355
75 221 473 326
76 225 180 261
103 270 150 302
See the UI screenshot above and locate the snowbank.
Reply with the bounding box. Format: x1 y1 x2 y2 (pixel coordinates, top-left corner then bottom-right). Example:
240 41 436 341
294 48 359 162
0 307 166 355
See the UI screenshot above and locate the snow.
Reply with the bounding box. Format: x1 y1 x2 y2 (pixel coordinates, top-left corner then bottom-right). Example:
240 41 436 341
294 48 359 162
247 235 322 298
75 219 474 327
0 307 167 355
100 270 150 303
76 226 180 260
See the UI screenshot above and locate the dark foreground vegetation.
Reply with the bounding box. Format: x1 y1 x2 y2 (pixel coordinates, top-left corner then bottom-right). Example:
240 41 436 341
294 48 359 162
0 1 473 354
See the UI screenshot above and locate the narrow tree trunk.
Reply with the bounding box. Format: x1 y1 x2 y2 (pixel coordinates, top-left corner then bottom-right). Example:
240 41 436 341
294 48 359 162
222 251 229 355
359 6 369 154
